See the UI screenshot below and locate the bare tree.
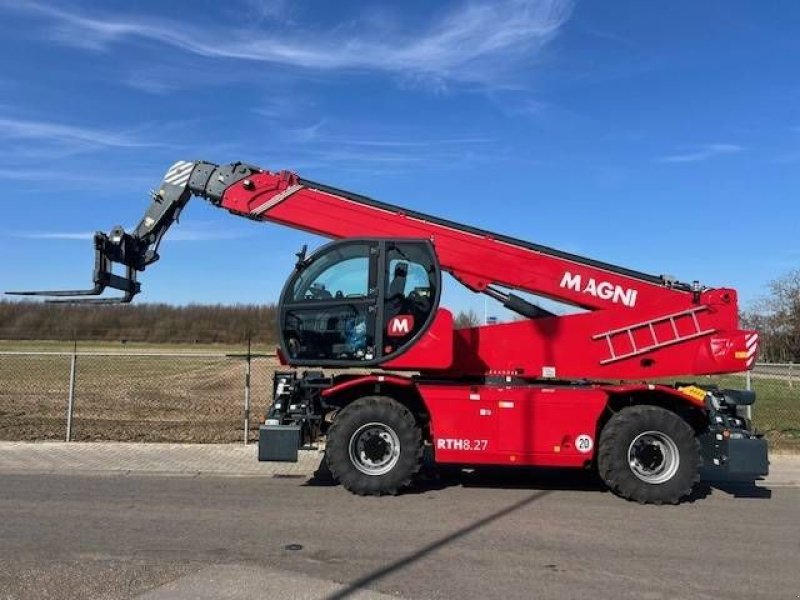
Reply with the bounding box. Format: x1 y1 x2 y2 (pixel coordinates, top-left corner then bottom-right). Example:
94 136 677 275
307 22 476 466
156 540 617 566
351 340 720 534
454 309 481 329
742 269 800 362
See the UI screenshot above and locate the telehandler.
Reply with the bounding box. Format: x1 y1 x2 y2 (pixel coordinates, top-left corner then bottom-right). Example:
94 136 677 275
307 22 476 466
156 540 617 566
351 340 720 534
11 160 768 503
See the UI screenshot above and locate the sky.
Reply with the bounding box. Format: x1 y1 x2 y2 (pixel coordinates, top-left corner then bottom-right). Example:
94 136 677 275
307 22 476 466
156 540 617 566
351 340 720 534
0 0 798 318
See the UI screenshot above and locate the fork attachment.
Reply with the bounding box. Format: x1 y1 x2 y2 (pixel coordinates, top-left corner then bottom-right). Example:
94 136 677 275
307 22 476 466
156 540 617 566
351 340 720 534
8 229 142 304
7 159 201 303
6 160 264 303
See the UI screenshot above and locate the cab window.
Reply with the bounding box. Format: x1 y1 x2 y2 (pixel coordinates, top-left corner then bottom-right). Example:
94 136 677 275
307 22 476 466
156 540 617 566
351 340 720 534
292 243 372 301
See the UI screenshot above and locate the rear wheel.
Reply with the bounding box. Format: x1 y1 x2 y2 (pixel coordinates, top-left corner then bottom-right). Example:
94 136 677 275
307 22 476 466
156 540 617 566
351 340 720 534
326 396 422 495
598 405 701 504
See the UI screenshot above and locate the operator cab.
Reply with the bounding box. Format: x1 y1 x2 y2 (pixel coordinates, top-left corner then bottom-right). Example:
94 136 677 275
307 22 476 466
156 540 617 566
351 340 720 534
279 239 441 367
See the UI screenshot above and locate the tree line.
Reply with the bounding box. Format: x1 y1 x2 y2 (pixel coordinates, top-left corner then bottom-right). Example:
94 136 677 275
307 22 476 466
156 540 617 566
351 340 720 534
0 301 278 344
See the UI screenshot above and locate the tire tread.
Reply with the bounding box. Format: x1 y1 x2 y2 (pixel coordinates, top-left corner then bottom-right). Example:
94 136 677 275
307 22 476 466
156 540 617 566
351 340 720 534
598 405 701 505
326 396 423 496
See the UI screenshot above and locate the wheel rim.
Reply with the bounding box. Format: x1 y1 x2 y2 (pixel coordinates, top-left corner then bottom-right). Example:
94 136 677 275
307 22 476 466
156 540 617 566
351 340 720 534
627 430 680 484
348 422 401 476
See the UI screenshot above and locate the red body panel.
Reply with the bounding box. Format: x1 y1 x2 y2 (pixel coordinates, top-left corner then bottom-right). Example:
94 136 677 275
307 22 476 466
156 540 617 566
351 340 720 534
382 309 454 370
598 383 705 408
448 296 750 379
320 374 704 468
218 169 758 379
418 383 609 467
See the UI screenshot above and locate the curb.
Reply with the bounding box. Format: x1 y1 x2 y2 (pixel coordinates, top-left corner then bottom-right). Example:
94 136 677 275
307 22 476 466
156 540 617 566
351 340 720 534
1 441 798 487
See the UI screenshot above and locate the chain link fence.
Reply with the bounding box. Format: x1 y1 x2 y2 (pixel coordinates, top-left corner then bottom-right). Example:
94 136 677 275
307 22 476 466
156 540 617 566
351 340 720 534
746 364 800 449
0 352 71 441
0 347 281 443
1 346 798 449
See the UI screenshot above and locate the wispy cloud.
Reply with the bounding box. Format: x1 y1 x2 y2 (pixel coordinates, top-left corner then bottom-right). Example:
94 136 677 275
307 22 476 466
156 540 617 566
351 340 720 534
271 141 526 176
0 112 197 187
0 116 157 150
248 105 501 172
9 0 574 88
14 226 249 242
253 96 314 120
284 120 327 143
238 0 290 22
0 166 154 187
122 71 181 95
267 118 493 148
16 232 95 241
657 143 744 163
325 137 493 148
0 115 165 189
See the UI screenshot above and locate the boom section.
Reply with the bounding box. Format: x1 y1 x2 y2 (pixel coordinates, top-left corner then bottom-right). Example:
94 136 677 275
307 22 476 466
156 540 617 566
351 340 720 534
217 168 689 312
6 159 691 315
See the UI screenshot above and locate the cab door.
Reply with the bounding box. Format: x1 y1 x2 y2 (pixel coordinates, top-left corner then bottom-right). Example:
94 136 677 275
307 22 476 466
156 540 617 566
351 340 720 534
280 241 380 364
279 239 441 367
380 240 440 359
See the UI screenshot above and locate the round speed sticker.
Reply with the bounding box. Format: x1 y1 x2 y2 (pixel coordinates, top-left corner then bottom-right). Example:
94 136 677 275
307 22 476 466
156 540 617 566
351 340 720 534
575 434 593 453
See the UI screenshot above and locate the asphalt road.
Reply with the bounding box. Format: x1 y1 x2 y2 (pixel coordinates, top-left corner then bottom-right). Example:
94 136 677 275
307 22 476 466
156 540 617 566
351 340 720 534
0 469 797 600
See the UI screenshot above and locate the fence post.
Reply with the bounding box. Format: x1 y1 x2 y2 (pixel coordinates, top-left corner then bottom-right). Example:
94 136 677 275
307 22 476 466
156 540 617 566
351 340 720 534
745 369 752 421
244 333 251 445
789 362 794 389
65 337 77 442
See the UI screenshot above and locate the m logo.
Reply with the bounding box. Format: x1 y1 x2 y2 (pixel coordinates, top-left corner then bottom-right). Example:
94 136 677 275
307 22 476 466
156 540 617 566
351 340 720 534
387 315 414 337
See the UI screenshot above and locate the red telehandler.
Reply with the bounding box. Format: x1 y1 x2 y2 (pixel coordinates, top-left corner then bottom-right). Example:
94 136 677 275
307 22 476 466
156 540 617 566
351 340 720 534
10 160 768 503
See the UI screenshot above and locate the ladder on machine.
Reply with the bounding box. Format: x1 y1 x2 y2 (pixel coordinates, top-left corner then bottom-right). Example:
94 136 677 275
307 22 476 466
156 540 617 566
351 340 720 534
592 306 716 365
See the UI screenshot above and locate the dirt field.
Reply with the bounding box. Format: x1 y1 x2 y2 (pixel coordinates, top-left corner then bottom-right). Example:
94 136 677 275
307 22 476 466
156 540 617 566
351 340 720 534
0 349 279 443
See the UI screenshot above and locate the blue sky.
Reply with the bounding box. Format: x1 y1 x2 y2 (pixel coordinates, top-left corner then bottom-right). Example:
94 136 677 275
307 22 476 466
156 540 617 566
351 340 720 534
0 0 798 317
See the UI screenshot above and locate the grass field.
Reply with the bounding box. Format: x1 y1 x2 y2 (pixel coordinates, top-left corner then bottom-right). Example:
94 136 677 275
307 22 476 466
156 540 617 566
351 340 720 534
714 374 800 451
1 342 798 450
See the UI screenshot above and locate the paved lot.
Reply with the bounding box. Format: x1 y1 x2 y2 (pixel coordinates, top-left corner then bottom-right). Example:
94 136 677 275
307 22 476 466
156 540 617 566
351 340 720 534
1 443 798 599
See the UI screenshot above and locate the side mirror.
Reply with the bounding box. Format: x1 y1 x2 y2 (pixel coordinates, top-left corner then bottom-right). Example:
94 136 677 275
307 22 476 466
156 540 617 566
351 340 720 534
294 244 308 269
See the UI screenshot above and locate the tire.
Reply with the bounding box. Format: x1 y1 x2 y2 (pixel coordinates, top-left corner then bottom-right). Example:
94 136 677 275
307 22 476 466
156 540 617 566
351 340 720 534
326 396 423 496
598 405 701 505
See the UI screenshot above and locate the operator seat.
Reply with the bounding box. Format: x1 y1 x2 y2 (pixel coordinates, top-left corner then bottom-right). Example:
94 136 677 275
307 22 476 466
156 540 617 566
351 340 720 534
386 262 409 324
388 262 408 300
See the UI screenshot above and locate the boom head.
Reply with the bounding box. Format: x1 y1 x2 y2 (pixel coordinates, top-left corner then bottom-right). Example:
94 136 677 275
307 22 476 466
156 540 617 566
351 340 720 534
6 160 259 303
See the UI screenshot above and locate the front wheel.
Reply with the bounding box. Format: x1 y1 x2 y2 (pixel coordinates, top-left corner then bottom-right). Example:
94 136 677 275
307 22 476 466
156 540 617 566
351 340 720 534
598 405 701 504
326 396 423 496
